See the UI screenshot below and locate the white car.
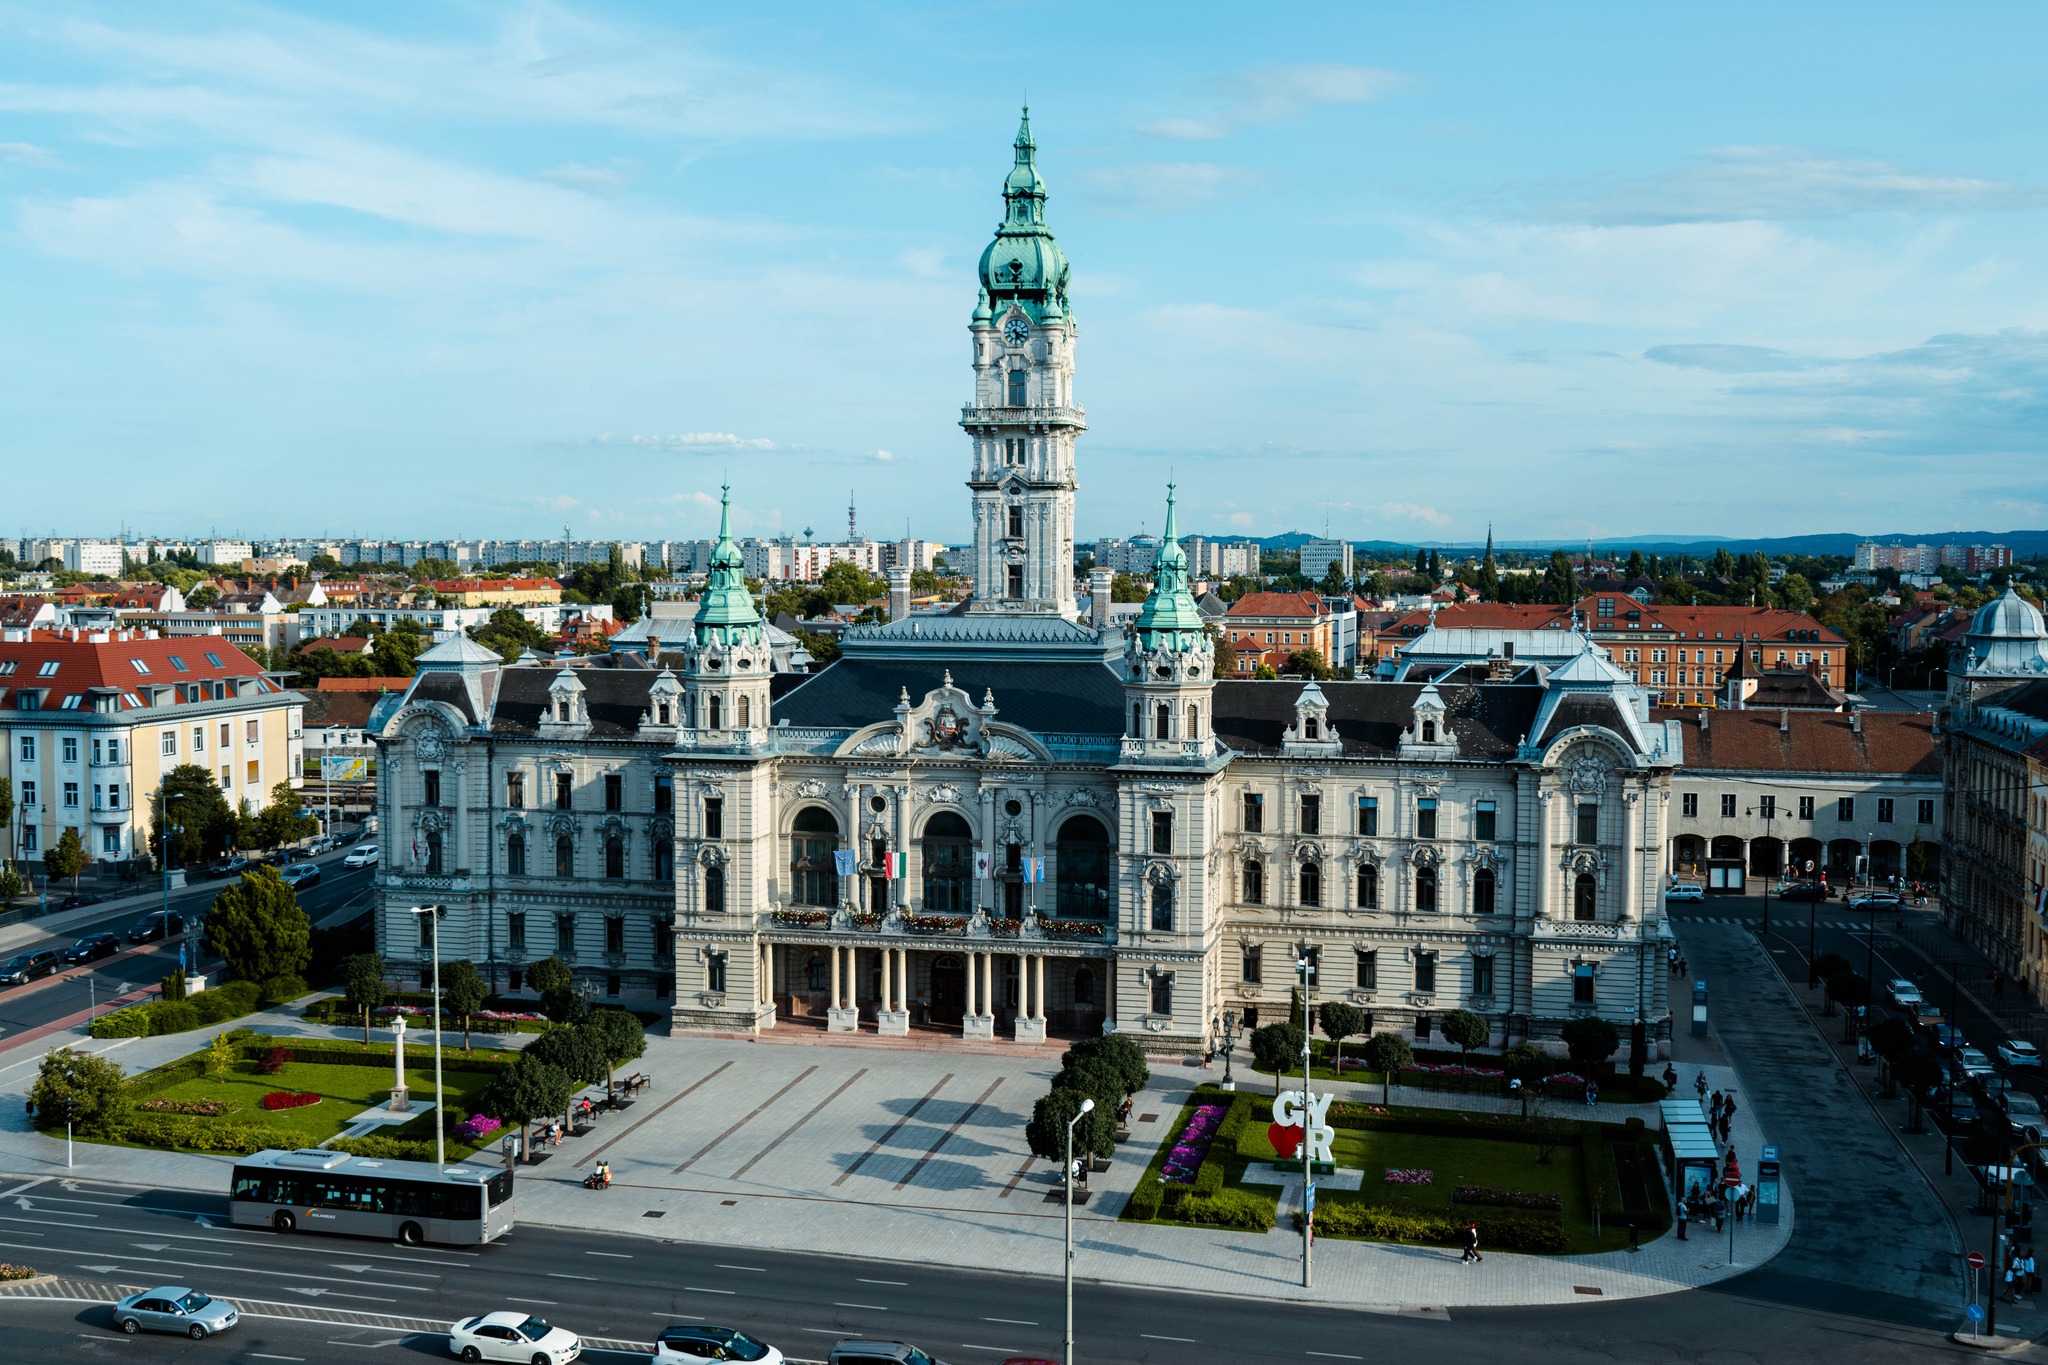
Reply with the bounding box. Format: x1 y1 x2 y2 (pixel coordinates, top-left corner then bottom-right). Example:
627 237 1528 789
2003 1092 2047 1141
1958 1047 1998 1080
1999 1040 2044 1070
1887 979 1924 1010
1665 884 1706 902
449 1312 581 1365
1850 892 1904 911
653 1325 782 1364
343 844 379 868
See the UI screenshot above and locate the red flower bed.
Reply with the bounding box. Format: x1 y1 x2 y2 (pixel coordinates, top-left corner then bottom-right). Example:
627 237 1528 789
260 1091 322 1111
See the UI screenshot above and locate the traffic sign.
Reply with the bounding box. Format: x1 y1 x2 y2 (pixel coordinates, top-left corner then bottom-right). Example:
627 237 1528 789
1967 1303 1986 1323
1969 1251 1986 1270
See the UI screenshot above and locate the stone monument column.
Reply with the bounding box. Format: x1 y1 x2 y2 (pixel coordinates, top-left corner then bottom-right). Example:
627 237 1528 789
388 1015 410 1112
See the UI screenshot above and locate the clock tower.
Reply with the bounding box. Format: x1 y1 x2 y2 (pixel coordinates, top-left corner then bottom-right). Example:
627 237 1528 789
964 108 1083 620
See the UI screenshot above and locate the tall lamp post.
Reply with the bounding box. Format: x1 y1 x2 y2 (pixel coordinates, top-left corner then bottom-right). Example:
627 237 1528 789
409 904 447 1166
1296 945 1316 1289
1210 1009 1241 1090
1744 796 1783 938
1063 1096 1095 1365
159 788 185 944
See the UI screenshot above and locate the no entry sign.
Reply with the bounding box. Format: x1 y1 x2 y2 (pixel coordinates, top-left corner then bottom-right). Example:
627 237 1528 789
1969 1251 1987 1270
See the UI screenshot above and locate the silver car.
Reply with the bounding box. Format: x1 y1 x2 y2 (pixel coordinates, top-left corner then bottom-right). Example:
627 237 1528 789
112 1286 240 1339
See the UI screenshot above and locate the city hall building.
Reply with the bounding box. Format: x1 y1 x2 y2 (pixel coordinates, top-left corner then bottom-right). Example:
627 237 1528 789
367 115 1680 1057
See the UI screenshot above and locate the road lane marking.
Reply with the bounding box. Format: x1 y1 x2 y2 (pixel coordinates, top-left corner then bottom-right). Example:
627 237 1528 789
856 1278 906 1286
958 1348 1021 1356
0 1237 428 1293
982 1317 1036 1325
507 1299 558 1306
834 1302 888 1311
248 1354 306 1361
1143 1334 1197 1342
894 1076 1005 1191
715 1264 766 1272
584 1251 632 1258
683 1286 735 1295
1307 1353 1364 1360
546 1273 598 1281
834 1073 953 1187
648 1311 702 1318
673 1065 818 1173
0 1178 50 1199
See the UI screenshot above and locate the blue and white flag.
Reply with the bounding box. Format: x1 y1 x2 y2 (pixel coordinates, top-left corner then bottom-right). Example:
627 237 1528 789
832 849 859 876
1022 856 1045 884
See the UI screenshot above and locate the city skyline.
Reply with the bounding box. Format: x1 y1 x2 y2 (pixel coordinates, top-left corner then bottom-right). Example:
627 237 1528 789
2 3 2045 543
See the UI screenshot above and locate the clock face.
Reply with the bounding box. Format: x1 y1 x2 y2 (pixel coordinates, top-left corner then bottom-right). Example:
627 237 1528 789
1003 316 1029 344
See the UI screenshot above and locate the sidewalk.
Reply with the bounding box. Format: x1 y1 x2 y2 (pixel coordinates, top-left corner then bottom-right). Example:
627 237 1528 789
0 1002 1790 1311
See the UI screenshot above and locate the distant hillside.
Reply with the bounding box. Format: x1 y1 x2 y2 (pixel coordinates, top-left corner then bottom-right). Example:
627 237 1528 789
1188 529 2048 558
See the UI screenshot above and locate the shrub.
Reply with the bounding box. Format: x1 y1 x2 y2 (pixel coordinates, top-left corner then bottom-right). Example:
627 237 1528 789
328 1135 438 1161
31 1047 131 1136
1250 1022 1306 1074
0 1263 35 1281
1192 1154 1227 1197
89 1008 153 1039
148 1002 201 1035
1171 1189 1274 1231
1560 1017 1621 1074
236 1037 511 1075
1308 1202 1566 1252
139 1097 232 1116
1452 1185 1563 1212
115 1116 299 1154
256 1047 294 1075
258 974 311 1008
1124 1178 1163 1221
260 1091 321 1111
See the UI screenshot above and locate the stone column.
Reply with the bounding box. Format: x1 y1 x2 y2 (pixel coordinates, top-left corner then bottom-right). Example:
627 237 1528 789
388 1016 410 1112
1036 956 1047 1020
1015 952 1047 1044
828 943 856 1032
964 949 995 1040
1534 790 1552 919
879 943 909 1035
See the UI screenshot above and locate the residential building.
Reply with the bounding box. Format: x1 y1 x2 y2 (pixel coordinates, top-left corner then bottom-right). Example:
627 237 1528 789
1092 537 1162 576
62 541 126 576
425 578 564 608
1181 537 1259 579
0 628 303 864
362 116 1677 1061
1299 538 1355 587
1223 591 1341 674
1856 542 2013 575
197 540 254 567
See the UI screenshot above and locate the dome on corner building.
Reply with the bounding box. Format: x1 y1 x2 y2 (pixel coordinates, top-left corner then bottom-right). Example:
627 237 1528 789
1960 587 2048 676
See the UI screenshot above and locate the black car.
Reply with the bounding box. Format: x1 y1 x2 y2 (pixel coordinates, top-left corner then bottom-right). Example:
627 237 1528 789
57 893 102 911
125 914 185 944
62 933 121 966
1776 882 1830 902
0 951 61 985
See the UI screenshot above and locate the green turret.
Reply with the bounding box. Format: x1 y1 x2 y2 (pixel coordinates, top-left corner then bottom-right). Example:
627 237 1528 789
977 106 1072 323
1133 483 1208 652
694 484 763 647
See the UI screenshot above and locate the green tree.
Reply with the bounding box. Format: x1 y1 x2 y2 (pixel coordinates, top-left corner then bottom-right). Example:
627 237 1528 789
342 953 387 1043
1560 1016 1621 1076
1109 572 1147 603
1025 1085 1114 1164
409 557 460 581
1543 549 1579 606
205 867 312 982
1252 663 1279 680
0 864 24 904
251 781 318 850
529 956 573 996
442 959 489 1050
370 618 430 676
481 1055 574 1163
1501 1042 1548 1084
585 1007 648 1093
209 1031 237 1079
0 776 12 852
1474 557 1499 603
1317 1001 1366 1076
1364 1031 1413 1105
1366 568 1395 599
307 553 344 575
152 763 241 867
1206 624 1237 677
187 584 221 609
1624 549 1646 579
469 606 552 664
1776 572 1816 613
1319 560 1352 596
1440 1009 1490 1061
526 1025 609 1129
30 1046 130 1137
1250 1021 1306 1088
43 827 87 889
1283 648 1330 679
1061 1034 1150 1102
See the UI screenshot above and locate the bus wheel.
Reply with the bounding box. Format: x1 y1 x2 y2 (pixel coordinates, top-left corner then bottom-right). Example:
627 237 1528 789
273 1210 296 1233
399 1222 424 1247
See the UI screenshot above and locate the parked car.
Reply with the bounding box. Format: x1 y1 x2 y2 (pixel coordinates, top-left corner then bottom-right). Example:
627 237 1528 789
1886 978 1924 1010
62 933 121 966
1945 1091 1982 1131
278 863 322 890
1959 1047 1999 1080
828 1344 946 1365
448 1312 581 1364
1911 999 1947 1029
1926 1023 1967 1051
57 892 102 911
209 855 250 878
1999 1040 2044 1070
125 913 185 944
111 1286 239 1340
2002 1092 2047 1142
1850 891 1904 911
342 845 379 868
0 950 60 985
1777 882 1830 902
1665 884 1706 902
653 1325 782 1364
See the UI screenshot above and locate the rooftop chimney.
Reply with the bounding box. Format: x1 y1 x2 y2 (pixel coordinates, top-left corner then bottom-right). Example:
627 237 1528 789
1697 708 1708 731
646 633 661 662
887 567 912 623
1850 708 1863 733
1779 708 1790 733
1089 568 1113 630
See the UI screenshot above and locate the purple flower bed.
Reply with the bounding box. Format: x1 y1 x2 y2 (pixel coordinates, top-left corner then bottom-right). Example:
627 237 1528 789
1409 1061 1506 1080
455 1114 504 1143
1158 1103 1227 1183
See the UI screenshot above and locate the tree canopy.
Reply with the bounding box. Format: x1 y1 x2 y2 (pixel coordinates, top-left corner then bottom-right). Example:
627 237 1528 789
250 782 318 849
470 606 553 663
1560 1016 1621 1074
43 827 87 888
205 867 313 982
442 959 489 1050
152 764 241 866
31 1046 130 1137
341 953 387 1043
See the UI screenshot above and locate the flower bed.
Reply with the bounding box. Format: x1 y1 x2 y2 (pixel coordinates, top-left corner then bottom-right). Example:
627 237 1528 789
474 1010 549 1023
140 1098 231 1117
1038 918 1106 939
260 1091 322 1111
986 918 1021 937
902 915 966 934
0 1263 36 1281
1383 1168 1434 1185
455 1114 504 1143
1158 1103 1228 1183
1452 1185 1562 1212
1408 1061 1505 1080
769 909 830 927
849 912 884 930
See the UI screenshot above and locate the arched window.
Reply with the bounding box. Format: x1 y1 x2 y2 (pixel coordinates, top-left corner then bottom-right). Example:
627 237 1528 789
1473 866 1496 915
1156 703 1170 739
1073 965 1096 1007
604 834 624 879
705 864 725 914
1151 879 1175 931
507 832 526 876
1007 368 1027 406
1243 859 1264 905
708 694 722 730
1187 703 1200 737
922 811 972 912
654 840 672 883
1299 860 1321 908
1132 702 1142 736
1421 719 1437 742
555 834 574 878
1574 872 1597 921
790 806 840 906
1056 815 1111 918
1304 716 1319 740
738 695 751 728
1358 863 1379 909
1415 866 1438 912
424 830 443 875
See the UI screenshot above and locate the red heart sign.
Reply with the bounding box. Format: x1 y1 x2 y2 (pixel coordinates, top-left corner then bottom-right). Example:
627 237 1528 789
1268 1122 1304 1158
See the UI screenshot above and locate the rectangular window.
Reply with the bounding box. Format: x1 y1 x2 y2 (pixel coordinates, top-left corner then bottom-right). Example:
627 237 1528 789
1877 798 1894 823
604 774 623 811
1355 948 1378 990
1473 955 1494 998
1242 792 1263 831
21 826 34 852
1918 799 1935 825
1415 798 1436 840
246 760 259 785
555 913 575 955
1357 795 1378 836
1837 797 1854 821
605 916 624 955
193 725 206 753
19 780 33 806
168 655 188 672
1475 800 1496 841
1151 810 1173 855
160 731 175 757
245 719 259 744
15 735 31 762
204 652 223 667
1300 794 1320 835
1415 951 1437 994
706 951 727 994
555 773 572 810
506 772 524 808
1298 946 1321 987
1573 963 1595 1005
107 783 120 809
61 736 77 763
507 913 526 952
704 797 723 839
1720 793 1737 818
130 658 150 675
107 738 120 762
63 781 78 807
220 765 230 789
1681 792 1698 818
654 777 672 814
1799 795 1815 819
1758 795 1775 820
220 722 230 748
422 769 440 806
1150 974 1173 1016
1241 944 1262 983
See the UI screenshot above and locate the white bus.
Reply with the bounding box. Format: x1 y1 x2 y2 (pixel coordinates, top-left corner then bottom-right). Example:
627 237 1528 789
230 1148 514 1246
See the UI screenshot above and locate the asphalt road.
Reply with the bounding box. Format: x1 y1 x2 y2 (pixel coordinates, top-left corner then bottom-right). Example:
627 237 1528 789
0 1173 1981 1365
0 861 376 1046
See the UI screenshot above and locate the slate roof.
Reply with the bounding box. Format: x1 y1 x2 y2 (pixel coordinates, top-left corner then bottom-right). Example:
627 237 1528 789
488 665 656 738
1210 680 1541 759
1657 707 1938 777
773 657 1127 735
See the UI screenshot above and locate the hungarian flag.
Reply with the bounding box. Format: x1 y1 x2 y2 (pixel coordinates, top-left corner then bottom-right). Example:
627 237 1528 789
884 850 907 879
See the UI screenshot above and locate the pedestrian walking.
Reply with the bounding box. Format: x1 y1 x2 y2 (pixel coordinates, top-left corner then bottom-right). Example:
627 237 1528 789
1695 1072 1708 1102
1663 1063 1678 1095
1710 1090 1724 1120
2025 1250 2039 1296
1675 1198 1688 1241
1460 1221 1483 1264
1679 955 1689 977
1712 1195 1727 1232
1723 1093 1738 1129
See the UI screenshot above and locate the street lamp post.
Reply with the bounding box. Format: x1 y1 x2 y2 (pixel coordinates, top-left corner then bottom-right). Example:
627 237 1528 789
409 904 446 1167
1296 946 1315 1290
1211 1009 1240 1089
1745 796 1783 938
159 788 185 945
1063 1096 1095 1365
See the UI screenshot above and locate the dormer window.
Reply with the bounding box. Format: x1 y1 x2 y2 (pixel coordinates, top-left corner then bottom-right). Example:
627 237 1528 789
1420 719 1436 743
1303 716 1319 740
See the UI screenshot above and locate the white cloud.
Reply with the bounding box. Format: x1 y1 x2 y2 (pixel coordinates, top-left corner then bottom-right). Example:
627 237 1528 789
538 158 639 196
587 432 781 452
1074 162 1258 215
1379 501 1451 527
873 449 894 462
1140 63 1409 141
0 141 66 169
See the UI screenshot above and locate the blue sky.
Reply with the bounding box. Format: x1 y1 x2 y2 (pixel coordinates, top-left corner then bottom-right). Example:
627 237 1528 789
3 2 2046 548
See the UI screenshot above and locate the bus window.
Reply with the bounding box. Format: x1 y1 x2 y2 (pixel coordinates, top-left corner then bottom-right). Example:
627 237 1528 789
445 1186 482 1221
487 1171 514 1207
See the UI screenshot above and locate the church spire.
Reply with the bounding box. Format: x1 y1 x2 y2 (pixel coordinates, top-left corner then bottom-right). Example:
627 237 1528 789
1484 523 1495 563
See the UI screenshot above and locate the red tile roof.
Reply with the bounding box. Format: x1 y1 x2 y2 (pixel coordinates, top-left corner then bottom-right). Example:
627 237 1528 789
0 596 50 627
427 577 561 593
108 584 174 609
1657 707 1937 776
0 630 272 710
1226 591 1327 619
303 637 373 654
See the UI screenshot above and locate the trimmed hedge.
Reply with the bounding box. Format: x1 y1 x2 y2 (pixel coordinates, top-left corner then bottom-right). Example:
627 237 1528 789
1307 1202 1567 1253
1169 1189 1273 1231
1453 1185 1563 1212
328 1136 438 1161
115 1115 300 1155
90 1008 153 1038
1325 1103 1542 1143
1125 1178 1163 1220
238 1037 512 1076
91 983 264 1039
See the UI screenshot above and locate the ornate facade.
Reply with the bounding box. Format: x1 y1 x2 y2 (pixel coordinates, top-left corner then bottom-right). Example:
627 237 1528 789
367 113 1678 1057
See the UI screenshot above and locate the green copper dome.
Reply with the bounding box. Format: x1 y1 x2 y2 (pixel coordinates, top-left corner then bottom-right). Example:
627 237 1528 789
1134 483 1208 650
977 106 1072 323
694 484 763 646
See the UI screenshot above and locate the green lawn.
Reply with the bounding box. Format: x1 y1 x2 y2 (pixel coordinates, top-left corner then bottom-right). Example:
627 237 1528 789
144 1059 496 1149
